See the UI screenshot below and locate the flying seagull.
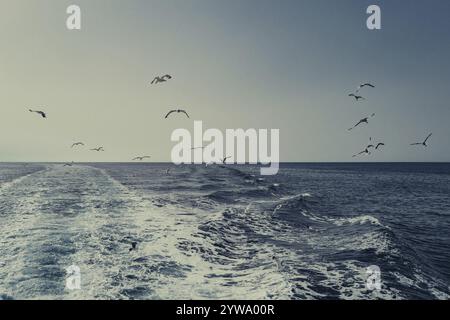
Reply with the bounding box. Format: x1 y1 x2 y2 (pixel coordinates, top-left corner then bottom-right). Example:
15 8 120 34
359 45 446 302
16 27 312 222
348 93 366 101
151 74 172 84
348 113 375 131
71 142 84 148
352 148 372 158
132 156 151 161
411 133 432 147
356 83 375 93
90 147 104 152
29 109 46 118
165 109 190 119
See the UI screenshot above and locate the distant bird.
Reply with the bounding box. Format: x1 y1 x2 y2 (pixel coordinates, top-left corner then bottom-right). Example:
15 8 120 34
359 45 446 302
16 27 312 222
356 83 375 92
165 109 190 119
63 161 74 167
348 93 366 101
71 142 84 148
132 156 151 161
411 133 432 147
352 148 372 158
222 156 231 164
29 109 46 118
90 147 104 152
375 142 385 150
129 242 138 252
348 113 375 131
151 74 172 84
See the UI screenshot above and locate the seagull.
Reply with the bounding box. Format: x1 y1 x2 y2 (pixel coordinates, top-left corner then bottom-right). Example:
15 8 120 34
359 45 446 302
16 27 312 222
90 147 104 152
222 156 231 164
29 109 46 118
348 93 366 101
348 114 375 131
132 156 151 161
151 74 172 84
165 109 190 119
71 142 84 148
411 133 432 147
129 242 138 252
352 148 372 158
375 142 385 150
63 161 74 167
356 83 375 93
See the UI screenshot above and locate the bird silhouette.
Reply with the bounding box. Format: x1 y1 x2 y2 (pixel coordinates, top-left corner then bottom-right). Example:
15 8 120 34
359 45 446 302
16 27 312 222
151 74 172 84
71 142 84 148
348 93 366 101
348 114 375 131
29 109 46 118
411 133 432 147
132 156 151 161
165 109 190 119
356 83 375 93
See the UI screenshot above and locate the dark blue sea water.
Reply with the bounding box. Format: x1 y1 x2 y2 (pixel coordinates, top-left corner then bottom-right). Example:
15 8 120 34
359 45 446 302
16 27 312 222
0 162 449 299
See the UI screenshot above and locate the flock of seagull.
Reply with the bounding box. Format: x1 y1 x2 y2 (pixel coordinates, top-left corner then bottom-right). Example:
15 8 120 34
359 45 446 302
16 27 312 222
27 74 195 165
27 77 432 164
347 83 432 158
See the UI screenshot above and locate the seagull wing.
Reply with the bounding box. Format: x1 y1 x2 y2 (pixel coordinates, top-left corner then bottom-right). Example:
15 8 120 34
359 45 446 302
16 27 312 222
181 110 190 118
348 120 363 130
165 110 176 118
424 133 432 143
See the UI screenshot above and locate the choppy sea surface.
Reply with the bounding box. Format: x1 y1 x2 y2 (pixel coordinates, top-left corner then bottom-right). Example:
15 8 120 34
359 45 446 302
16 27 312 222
0 162 449 300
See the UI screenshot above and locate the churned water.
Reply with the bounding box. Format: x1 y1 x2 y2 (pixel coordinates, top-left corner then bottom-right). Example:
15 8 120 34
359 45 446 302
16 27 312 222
0 162 449 300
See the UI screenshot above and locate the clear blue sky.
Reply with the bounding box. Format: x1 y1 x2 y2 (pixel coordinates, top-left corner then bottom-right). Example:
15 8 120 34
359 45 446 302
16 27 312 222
1 0 449 162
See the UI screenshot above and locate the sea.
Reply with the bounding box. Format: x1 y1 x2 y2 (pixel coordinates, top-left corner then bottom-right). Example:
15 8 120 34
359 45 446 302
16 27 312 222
0 162 449 300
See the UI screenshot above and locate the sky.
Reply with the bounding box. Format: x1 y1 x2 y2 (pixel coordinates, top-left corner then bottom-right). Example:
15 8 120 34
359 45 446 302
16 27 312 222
1 0 450 162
